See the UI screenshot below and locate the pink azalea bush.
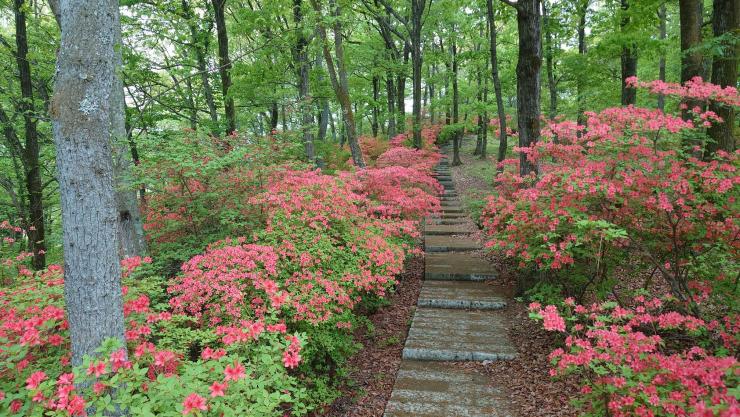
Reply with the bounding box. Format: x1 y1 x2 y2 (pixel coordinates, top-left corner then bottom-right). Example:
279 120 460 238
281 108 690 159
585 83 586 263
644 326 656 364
529 297 739 417
483 79 739 415
1 130 443 415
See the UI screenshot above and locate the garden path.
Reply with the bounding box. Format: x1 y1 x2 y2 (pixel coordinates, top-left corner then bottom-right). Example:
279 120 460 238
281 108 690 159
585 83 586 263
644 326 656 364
383 149 517 417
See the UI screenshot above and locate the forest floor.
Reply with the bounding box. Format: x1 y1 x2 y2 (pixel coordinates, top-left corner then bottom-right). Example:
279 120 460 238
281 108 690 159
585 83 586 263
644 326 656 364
320 255 424 417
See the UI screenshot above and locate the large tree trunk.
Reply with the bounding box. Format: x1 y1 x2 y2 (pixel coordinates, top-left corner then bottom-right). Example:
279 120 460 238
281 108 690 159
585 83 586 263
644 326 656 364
183 0 219 129
51 0 127 365
707 0 738 154
212 0 236 134
657 3 667 111
14 0 46 269
505 0 542 177
576 0 588 125
542 0 557 120
620 0 637 106
294 0 315 163
680 0 704 83
487 0 507 166
310 0 365 167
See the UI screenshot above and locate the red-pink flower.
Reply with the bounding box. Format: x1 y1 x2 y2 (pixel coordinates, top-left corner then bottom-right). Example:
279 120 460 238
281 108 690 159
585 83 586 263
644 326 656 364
182 393 207 415
224 362 246 381
209 381 228 398
25 371 46 390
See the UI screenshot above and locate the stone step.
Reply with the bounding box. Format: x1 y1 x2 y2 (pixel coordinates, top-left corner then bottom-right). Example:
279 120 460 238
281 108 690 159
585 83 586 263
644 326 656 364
418 281 506 310
426 218 469 226
384 361 513 417
403 308 517 361
424 224 474 236
425 252 497 281
425 235 481 252
441 207 463 213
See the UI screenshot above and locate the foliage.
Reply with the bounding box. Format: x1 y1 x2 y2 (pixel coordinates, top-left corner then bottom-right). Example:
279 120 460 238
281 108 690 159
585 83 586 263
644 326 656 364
0 137 441 415
529 296 739 417
483 79 739 309
437 123 465 146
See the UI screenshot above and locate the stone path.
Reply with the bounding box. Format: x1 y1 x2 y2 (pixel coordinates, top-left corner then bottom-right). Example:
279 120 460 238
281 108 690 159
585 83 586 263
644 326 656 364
384 152 516 417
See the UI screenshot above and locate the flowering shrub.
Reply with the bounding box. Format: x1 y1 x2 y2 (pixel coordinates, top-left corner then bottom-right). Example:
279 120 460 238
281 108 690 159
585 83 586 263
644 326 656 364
529 297 739 417
139 132 303 274
352 166 442 219
482 79 739 308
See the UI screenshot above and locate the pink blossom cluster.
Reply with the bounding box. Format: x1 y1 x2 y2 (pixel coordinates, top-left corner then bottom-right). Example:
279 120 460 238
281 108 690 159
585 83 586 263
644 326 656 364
529 298 739 417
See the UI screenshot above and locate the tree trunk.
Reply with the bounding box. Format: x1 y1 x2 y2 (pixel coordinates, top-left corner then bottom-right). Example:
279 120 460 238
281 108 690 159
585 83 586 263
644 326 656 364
372 74 380 137
452 36 459 124
507 0 542 177
411 0 424 149
543 0 557 120
620 0 637 106
14 0 46 269
294 0 315 163
680 0 704 83
397 43 410 131
51 0 127 365
183 0 219 129
310 0 365 167
487 0 507 166
386 71 397 137
576 0 588 125
657 3 667 111
707 0 738 153
270 102 279 131
212 0 236 134
315 53 330 141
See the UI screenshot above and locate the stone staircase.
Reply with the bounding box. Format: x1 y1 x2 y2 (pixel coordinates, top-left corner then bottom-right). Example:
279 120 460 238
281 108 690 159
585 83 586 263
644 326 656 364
383 151 516 417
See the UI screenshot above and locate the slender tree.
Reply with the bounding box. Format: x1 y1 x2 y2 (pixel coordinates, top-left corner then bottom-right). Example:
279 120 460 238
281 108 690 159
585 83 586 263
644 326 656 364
212 0 237 134
310 0 366 167
51 0 127 365
293 0 315 163
487 0 507 167
657 3 667 111
679 0 703 120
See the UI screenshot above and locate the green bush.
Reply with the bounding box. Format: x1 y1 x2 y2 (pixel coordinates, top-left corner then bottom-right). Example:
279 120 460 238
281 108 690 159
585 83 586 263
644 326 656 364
437 124 464 146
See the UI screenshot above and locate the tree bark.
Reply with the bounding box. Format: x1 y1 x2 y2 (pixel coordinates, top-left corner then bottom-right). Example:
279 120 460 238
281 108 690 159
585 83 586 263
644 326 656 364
620 0 637 106
411 0 426 148
386 71 397 137
397 43 410 131
657 3 667 111
576 0 588 124
487 0 507 166
14 0 46 269
310 0 365 167
212 0 236 134
707 0 738 153
372 74 380 137
294 0 315 163
680 0 704 83
543 0 557 120
504 0 542 177
452 36 459 124
51 0 127 365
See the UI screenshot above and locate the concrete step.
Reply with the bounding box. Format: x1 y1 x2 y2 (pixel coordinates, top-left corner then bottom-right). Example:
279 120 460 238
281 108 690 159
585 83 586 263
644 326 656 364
441 207 463 213
384 361 513 417
403 308 517 361
424 224 474 236
425 235 481 252
425 252 497 281
426 218 469 226
418 281 506 310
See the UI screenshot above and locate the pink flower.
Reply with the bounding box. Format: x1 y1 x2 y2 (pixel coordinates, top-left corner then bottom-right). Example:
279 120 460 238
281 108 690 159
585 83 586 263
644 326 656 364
86 361 107 377
224 362 246 381
25 371 46 390
209 381 228 398
541 305 567 332
182 393 207 415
